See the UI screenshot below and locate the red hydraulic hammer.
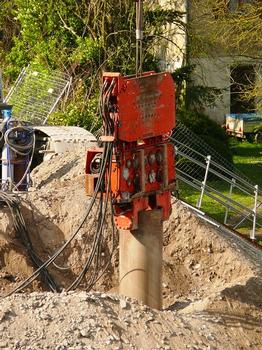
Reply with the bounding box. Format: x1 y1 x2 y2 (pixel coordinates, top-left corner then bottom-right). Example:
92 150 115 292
86 71 176 230
85 71 176 309
85 0 175 312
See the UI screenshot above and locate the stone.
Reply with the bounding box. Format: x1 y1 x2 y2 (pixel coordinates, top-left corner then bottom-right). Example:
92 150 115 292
120 299 128 309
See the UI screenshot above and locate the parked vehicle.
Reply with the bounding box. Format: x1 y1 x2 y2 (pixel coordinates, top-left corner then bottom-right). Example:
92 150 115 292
225 113 262 142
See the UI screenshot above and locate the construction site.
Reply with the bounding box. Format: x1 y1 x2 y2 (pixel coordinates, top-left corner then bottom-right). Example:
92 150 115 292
0 1 262 349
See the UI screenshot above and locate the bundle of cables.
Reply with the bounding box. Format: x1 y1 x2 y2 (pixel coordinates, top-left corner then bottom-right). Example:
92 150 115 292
4 126 35 156
0 191 58 292
65 78 117 292
3 79 117 297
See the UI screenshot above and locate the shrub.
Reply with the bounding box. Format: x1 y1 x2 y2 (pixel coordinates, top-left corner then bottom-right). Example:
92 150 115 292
177 109 232 162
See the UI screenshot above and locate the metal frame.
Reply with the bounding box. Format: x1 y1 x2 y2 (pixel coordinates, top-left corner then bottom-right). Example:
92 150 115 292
171 126 262 240
5 66 71 125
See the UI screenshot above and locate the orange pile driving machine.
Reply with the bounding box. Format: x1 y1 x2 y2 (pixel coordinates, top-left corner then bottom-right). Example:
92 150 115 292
85 71 176 230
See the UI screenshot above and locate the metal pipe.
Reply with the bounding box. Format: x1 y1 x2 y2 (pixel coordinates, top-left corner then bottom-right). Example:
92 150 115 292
251 185 258 240
224 178 235 224
135 0 143 76
119 209 163 310
197 155 211 209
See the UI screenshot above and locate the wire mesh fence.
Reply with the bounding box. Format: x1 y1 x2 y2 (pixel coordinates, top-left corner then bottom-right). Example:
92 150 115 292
5 66 71 125
171 122 262 239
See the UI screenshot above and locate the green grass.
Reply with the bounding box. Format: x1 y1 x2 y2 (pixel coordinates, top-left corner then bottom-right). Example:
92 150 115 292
230 139 262 187
178 138 262 237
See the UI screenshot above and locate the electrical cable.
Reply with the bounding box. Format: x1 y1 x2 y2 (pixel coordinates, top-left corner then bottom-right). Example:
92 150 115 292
85 174 117 292
48 199 101 272
84 148 114 291
4 126 34 156
65 142 113 291
65 78 116 292
2 139 111 298
2 72 117 298
0 191 58 292
101 79 116 136
1 123 35 192
12 133 36 192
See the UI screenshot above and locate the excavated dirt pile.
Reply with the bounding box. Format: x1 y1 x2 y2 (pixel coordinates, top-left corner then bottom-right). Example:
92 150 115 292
0 148 262 349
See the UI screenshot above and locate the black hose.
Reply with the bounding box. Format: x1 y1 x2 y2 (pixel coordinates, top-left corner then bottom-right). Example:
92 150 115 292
65 143 113 291
2 137 113 297
4 126 34 156
0 191 58 292
2 78 117 297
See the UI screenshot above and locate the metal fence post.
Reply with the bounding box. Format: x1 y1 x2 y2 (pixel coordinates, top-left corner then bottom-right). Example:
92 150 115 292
224 178 235 224
197 155 211 209
251 185 258 240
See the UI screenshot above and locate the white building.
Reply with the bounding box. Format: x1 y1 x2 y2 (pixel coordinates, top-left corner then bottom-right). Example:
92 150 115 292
156 0 187 71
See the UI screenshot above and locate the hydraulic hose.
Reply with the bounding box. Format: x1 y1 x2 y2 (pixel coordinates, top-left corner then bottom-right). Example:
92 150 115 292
4 126 34 156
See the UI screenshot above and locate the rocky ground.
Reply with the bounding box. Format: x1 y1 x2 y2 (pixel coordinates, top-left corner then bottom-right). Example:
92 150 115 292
0 149 262 349
1 289 261 350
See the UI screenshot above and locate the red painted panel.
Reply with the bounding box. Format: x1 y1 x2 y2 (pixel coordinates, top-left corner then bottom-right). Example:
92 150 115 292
117 72 175 142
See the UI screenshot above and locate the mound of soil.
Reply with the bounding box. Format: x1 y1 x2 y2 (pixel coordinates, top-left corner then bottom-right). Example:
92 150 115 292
0 148 262 349
1 291 262 350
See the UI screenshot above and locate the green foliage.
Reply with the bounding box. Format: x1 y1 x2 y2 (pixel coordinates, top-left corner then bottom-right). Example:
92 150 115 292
185 85 223 110
0 0 185 128
49 89 100 130
70 37 102 64
145 7 185 28
172 65 223 112
189 0 262 57
0 0 230 152
177 109 232 161
5 37 29 77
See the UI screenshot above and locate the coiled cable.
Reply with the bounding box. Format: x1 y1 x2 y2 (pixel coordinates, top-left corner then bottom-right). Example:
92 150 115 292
4 126 34 156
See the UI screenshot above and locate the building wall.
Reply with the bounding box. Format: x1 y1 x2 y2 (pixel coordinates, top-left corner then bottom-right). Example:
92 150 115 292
190 57 230 123
157 0 262 124
156 0 187 71
187 0 262 124
190 57 262 124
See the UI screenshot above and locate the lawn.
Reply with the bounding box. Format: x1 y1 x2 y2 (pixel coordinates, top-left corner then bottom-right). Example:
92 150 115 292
230 139 262 187
177 138 262 238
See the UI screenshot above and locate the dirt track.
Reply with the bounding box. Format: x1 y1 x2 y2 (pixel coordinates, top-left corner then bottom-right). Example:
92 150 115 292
0 149 262 349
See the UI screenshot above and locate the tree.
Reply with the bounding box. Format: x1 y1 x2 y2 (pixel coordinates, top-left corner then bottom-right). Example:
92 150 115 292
188 0 262 111
0 0 185 128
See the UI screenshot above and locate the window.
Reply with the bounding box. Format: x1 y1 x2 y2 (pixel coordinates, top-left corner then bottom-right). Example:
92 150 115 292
227 0 252 12
230 65 255 114
213 0 252 18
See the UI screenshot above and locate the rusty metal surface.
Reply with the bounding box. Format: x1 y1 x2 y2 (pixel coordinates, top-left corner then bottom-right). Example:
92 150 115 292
85 71 175 230
117 72 175 142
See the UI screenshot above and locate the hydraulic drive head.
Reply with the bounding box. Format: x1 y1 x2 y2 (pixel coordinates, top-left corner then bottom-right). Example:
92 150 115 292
86 71 176 230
